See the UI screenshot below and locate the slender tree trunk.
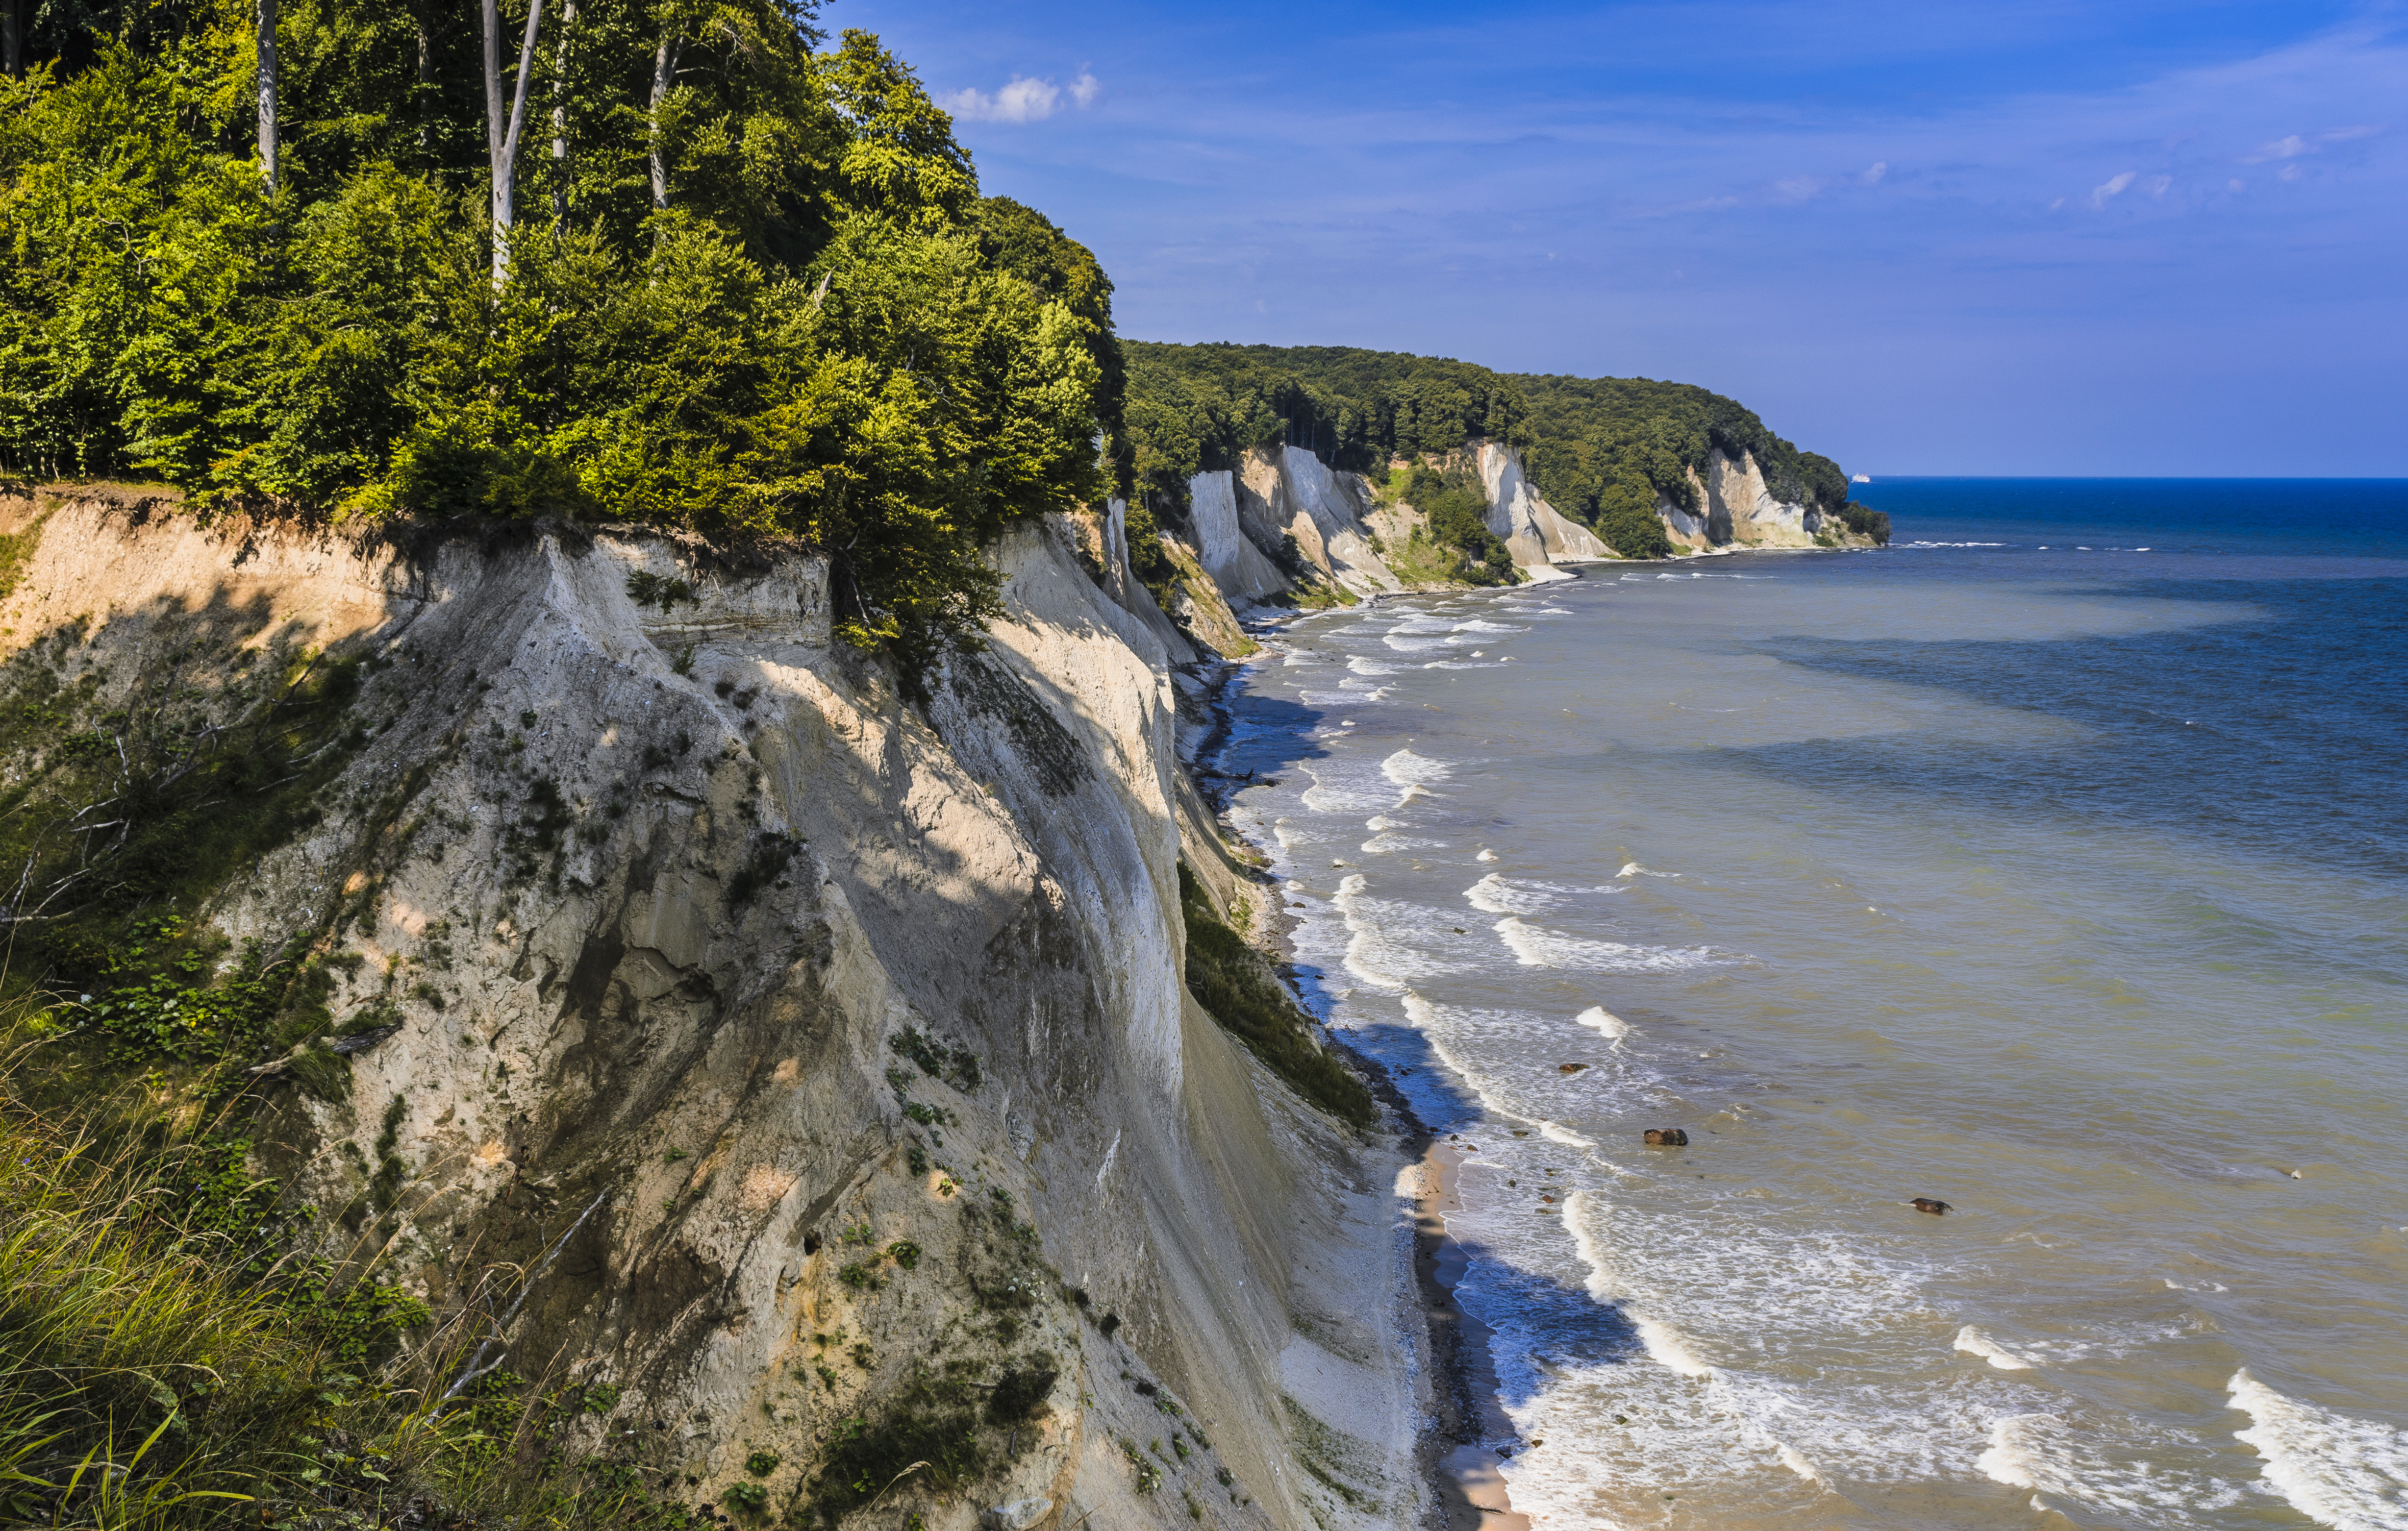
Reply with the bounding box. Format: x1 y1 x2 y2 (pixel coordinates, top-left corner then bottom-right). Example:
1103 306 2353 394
549 0 578 226
256 0 279 191
5 0 22 81
483 0 546 284
415 16 432 153
648 29 682 213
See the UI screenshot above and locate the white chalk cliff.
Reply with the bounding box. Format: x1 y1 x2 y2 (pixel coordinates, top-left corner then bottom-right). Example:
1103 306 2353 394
1658 446 1853 552
1478 441 1610 567
0 486 1430 1531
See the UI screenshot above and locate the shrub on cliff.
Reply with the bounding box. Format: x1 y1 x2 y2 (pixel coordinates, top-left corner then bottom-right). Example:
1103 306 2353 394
1178 865 1375 1129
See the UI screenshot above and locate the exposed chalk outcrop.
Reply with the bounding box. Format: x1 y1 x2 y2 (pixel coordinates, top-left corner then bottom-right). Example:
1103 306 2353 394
0 488 1425 1531
1655 447 1869 552
1478 441 1610 565
1186 471 1292 607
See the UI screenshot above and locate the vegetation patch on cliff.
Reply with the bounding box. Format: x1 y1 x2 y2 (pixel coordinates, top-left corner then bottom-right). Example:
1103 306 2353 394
1178 864 1375 1129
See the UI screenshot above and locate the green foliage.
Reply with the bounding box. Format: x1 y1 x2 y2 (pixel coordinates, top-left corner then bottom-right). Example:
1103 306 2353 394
0 19 1121 672
1838 503 1892 544
815 1388 985 1519
1394 464 1515 586
887 1025 980 1090
1122 341 1528 507
1515 373 1851 529
1177 865 1375 1129
626 571 698 611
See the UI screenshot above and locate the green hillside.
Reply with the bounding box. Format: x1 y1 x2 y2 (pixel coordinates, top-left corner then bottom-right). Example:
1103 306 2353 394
1123 340 1885 555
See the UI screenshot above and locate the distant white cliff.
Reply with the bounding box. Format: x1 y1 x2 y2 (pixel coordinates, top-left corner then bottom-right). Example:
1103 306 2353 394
1119 439 1869 658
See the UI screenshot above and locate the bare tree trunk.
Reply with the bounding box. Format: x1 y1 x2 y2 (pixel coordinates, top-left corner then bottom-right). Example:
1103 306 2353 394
415 16 432 153
483 0 546 284
549 0 578 226
648 29 682 213
256 0 279 190
5 0 22 81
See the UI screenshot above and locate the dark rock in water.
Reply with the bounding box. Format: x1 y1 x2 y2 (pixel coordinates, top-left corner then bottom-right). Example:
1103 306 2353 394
1912 1198 1951 1216
1643 1128 1689 1146
1559 1062 1589 1075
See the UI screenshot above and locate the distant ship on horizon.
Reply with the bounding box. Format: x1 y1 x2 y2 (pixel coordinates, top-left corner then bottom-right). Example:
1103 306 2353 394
1852 473 1871 483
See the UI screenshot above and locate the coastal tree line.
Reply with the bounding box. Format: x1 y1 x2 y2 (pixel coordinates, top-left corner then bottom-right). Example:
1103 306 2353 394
1123 340 1882 561
0 0 1126 666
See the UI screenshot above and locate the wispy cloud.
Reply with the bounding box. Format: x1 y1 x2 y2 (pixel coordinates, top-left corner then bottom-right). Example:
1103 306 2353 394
942 71 1102 124
2088 170 2138 207
2242 133 2308 163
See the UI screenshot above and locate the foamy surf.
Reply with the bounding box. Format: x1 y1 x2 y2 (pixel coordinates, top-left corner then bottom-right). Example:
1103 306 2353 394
1954 1325 2036 1370
1978 1412 2063 1491
1575 1005 1630 1040
1774 1442 1825 1483
1494 916 1717 973
1381 748 1453 787
2229 1369 2408 1530
1635 1316 1714 1378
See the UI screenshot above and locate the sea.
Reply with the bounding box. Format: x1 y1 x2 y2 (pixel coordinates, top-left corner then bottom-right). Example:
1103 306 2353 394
1209 479 2408 1531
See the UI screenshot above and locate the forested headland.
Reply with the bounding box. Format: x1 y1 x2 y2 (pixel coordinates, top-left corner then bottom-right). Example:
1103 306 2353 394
0 0 1124 666
1124 340 1890 557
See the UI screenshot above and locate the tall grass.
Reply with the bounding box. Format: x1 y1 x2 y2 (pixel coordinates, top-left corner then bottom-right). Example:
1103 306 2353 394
0 1093 333 1525
0 1046 708 1530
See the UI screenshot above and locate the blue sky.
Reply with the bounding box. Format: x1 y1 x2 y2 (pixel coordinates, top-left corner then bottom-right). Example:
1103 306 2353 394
833 1 2405 476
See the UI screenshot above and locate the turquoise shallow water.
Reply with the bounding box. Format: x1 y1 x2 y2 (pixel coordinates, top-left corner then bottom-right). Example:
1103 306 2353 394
1215 481 2408 1530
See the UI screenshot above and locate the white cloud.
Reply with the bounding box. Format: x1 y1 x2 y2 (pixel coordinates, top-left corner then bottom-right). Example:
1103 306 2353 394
2242 133 2308 163
2279 162 2303 181
2146 174 2172 196
1861 160 1888 185
2088 169 2138 207
1773 175 1826 202
943 72 1102 125
2228 177 2246 191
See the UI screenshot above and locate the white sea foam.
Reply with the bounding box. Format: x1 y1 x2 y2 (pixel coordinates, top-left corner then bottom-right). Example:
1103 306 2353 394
2230 1369 2408 1530
1346 656 1403 676
1365 814 1401 832
1617 861 1678 879
1464 873 1563 915
1330 877 1469 991
1494 917 1716 973
1297 763 1390 814
1454 619 1528 634
1575 1005 1629 1040
1954 1325 2037 1370
1383 634 1453 652
1476 848 1499 862
1775 1442 1825 1483
1381 749 1453 794
1977 1412 2062 1491
1635 1316 1714 1377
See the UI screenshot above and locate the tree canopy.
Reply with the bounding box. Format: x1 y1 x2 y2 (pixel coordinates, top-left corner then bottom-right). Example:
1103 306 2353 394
0 2 1122 667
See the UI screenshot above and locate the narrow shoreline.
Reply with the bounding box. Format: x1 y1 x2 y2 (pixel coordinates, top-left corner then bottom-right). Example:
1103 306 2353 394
1186 626 1532 1531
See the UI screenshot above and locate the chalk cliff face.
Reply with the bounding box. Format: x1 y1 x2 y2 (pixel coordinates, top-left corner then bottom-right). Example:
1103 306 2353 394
1236 448 1402 602
1656 447 1864 552
0 490 1426 1531
1477 441 1609 570
1161 442 1613 628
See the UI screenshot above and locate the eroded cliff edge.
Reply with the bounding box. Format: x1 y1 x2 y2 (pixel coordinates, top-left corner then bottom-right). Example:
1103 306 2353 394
0 488 1427 1531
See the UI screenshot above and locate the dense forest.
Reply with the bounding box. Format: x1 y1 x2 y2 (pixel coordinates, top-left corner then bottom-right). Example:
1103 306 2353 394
0 0 1124 666
1122 340 1882 557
